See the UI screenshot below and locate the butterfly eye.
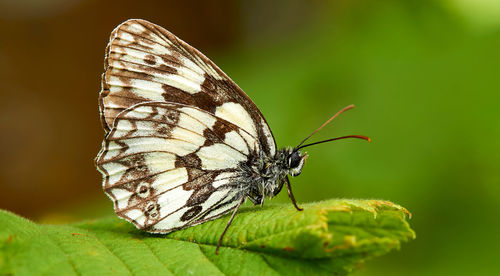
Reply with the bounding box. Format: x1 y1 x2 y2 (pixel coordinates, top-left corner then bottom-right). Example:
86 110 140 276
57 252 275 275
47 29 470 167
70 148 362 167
289 151 302 168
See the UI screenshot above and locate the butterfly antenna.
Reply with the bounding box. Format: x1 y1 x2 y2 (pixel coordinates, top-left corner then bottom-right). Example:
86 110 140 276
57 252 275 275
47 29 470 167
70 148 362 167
296 135 371 150
295 104 356 149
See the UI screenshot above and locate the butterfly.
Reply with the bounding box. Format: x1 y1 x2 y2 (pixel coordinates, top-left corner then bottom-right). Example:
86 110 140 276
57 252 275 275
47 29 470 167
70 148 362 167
95 19 370 254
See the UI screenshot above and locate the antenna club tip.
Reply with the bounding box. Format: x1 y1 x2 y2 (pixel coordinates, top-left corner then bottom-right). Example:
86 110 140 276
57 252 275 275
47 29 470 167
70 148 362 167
354 135 371 142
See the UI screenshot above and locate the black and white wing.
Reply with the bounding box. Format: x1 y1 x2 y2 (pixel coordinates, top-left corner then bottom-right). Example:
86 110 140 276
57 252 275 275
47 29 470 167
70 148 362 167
96 19 275 232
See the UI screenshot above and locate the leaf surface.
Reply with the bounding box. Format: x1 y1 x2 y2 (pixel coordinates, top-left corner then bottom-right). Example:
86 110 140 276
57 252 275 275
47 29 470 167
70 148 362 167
0 199 414 275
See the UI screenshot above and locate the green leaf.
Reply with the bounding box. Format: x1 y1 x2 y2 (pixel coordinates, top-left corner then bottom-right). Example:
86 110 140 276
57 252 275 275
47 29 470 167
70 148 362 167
0 199 414 275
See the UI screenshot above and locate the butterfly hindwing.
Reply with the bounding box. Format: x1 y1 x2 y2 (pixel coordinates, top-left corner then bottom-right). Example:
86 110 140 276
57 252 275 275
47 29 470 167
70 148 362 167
96 101 257 232
100 19 276 156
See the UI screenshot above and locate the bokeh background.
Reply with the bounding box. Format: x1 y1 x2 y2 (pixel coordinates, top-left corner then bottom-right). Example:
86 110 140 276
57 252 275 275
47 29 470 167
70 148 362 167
1 0 499 275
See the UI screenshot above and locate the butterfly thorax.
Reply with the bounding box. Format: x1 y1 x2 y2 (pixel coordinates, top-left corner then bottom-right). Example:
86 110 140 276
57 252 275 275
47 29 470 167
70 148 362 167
242 147 307 205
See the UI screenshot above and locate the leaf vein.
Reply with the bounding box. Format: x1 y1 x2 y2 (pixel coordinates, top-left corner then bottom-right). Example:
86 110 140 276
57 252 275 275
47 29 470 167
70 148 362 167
43 231 79 276
141 239 176 276
258 253 283 276
197 244 225 275
91 233 134 275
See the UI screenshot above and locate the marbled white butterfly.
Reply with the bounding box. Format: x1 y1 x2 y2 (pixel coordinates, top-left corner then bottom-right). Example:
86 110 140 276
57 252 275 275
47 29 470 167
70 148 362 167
95 19 370 253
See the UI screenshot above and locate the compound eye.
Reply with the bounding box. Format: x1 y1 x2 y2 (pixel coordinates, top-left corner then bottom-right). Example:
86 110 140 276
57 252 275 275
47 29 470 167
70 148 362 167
289 151 302 168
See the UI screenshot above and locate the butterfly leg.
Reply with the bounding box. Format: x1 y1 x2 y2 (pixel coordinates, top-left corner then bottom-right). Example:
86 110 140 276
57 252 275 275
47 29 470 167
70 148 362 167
216 196 246 254
285 176 303 211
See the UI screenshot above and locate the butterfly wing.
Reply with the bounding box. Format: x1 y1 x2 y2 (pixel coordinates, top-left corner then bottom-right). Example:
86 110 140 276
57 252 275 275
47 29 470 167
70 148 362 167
96 101 259 232
100 19 276 156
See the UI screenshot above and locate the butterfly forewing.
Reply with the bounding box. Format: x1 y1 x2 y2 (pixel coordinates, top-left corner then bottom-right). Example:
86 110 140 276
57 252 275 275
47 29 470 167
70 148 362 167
99 19 276 155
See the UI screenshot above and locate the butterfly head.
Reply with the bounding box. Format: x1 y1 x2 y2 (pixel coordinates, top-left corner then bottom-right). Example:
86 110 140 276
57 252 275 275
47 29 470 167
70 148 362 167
287 149 308 177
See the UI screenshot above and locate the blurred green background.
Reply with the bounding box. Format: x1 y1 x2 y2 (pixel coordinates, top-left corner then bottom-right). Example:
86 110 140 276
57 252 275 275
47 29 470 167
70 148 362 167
1 0 499 275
